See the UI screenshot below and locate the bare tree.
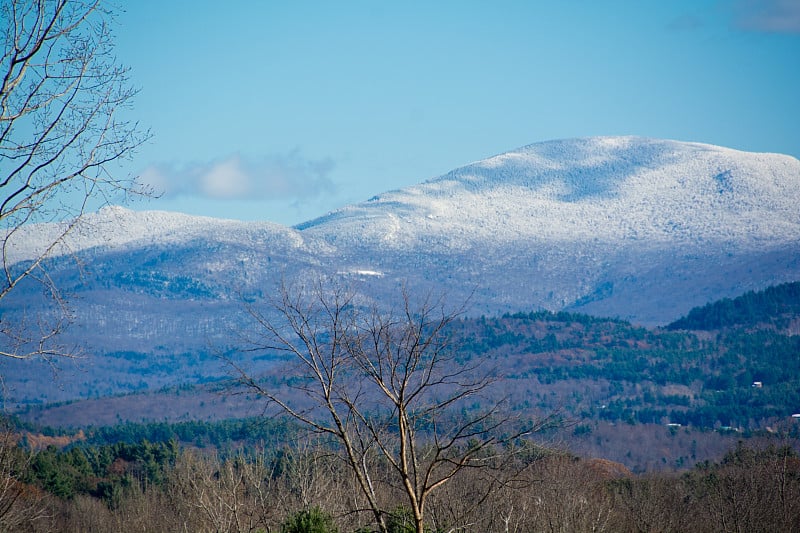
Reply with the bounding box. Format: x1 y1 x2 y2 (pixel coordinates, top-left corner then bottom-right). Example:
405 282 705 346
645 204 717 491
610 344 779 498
0 424 50 531
0 0 149 360
168 449 278 533
233 280 546 533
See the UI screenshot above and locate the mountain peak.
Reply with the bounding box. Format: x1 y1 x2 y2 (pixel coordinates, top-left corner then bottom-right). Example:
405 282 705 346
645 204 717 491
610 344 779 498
299 136 800 252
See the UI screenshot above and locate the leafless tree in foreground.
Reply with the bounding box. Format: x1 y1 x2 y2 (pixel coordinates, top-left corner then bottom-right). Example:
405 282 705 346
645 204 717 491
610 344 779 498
0 0 149 360
0 424 49 530
233 280 552 533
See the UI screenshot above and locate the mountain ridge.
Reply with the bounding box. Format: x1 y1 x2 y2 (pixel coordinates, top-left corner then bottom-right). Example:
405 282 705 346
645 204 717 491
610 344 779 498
8 136 800 265
3 136 799 356
296 136 800 251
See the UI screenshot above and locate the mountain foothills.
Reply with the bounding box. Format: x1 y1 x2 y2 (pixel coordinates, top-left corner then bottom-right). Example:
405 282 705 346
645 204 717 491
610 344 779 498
4 136 800 358
9 281 800 473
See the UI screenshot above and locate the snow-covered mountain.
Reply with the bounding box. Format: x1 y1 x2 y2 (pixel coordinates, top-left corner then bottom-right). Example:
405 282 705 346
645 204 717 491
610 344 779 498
300 136 799 249
5 136 800 355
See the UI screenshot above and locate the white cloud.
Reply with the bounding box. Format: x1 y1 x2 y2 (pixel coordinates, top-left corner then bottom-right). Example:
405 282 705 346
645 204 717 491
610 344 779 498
201 156 251 199
136 165 170 195
137 151 337 201
735 0 800 33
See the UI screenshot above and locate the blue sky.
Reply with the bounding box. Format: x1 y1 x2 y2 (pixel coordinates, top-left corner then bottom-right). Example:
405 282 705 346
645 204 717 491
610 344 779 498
114 1 800 225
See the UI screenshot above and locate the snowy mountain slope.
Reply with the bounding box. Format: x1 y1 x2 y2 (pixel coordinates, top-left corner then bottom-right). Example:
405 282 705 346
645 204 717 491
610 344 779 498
3 137 799 362
4 204 319 266
298 136 800 250
287 137 800 323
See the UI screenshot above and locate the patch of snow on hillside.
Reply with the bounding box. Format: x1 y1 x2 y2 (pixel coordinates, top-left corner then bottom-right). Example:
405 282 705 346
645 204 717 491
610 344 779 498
335 268 384 278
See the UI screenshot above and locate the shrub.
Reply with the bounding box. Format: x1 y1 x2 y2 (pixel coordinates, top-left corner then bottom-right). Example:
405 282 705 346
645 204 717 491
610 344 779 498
280 507 338 533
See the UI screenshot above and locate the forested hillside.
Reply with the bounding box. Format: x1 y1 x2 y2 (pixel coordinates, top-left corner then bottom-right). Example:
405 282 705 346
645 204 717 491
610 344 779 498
17 283 800 432
12 282 800 475
452 304 800 429
667 281 800 331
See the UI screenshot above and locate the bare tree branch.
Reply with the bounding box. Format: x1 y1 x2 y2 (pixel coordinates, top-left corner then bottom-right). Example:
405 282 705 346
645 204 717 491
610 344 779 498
0 0 150 362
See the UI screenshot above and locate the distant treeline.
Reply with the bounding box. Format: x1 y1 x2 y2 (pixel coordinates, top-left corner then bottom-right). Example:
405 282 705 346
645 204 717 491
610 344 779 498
667 281 800 330
82 417 297 450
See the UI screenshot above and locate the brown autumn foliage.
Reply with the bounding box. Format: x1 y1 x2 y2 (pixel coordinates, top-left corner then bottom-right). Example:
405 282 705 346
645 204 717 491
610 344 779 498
21 430 86 451
3 436 797 533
